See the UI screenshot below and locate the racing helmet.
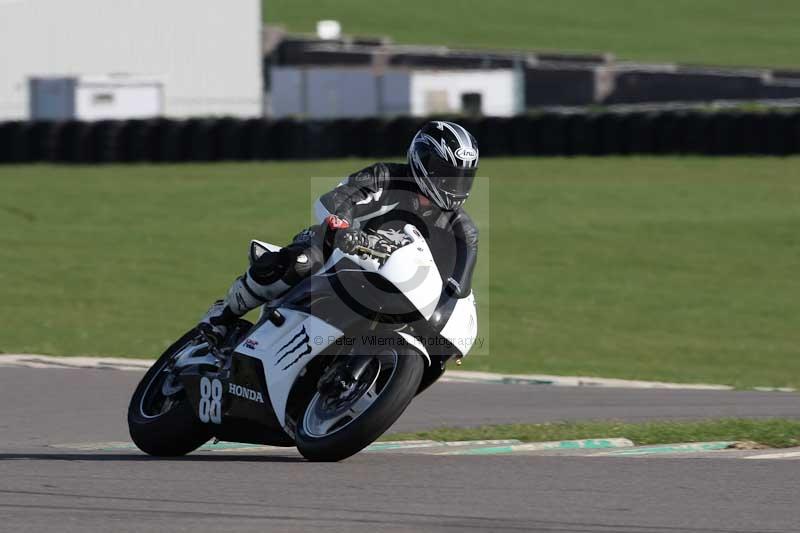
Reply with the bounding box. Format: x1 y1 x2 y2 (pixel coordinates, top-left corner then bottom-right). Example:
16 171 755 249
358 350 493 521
407 121 479 210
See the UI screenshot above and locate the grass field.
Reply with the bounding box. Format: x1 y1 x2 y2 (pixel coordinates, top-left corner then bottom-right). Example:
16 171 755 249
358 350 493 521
385 419 800 449
1 157 799 388
264 0 800 69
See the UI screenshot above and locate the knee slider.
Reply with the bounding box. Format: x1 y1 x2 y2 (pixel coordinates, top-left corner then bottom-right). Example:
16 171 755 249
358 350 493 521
283 245 323 285
249 249 293 285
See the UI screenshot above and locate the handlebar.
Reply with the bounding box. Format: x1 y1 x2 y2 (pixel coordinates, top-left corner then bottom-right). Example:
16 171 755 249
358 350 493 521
353 245 391 260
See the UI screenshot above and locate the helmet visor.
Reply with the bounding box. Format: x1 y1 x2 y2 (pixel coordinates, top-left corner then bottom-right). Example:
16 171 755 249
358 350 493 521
425 157 476 202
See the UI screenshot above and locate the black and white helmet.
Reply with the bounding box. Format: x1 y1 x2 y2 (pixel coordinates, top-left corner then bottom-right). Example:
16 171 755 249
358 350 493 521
408 121 479 210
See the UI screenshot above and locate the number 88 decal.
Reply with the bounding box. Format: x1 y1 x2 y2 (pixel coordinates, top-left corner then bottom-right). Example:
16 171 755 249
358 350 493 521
198 376 222 424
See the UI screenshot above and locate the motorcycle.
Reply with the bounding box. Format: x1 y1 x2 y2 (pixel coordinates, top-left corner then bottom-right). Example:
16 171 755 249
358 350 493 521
127 224 478 462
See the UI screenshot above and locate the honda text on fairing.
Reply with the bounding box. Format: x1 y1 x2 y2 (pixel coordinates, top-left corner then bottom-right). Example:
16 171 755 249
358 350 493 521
127 225 478 461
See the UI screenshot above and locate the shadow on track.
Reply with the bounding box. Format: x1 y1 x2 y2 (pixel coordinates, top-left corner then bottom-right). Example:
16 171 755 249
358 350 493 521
0 453 304 463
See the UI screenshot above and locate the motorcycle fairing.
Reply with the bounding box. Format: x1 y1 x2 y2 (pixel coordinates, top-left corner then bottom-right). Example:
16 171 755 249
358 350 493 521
235 308 343 428
178 354 289 440
438 291 478 356
249 239 281 264
223 224 472 434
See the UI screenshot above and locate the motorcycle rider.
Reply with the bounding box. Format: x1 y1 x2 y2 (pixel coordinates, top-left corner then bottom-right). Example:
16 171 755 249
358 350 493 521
198 121 480 345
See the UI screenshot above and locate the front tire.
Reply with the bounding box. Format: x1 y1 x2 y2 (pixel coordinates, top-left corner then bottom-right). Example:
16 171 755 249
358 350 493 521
128 330 212 457
295 346 425 462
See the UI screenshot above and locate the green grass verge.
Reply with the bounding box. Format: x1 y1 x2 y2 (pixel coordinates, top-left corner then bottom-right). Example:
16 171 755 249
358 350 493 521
384 419 800 448
1 158 799 388
264 0 800 68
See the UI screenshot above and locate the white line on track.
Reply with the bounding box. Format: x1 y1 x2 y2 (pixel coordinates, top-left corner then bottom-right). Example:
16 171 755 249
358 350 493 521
1 354 793 392
0 354 151 371
744 451 800 460
439 370 737 390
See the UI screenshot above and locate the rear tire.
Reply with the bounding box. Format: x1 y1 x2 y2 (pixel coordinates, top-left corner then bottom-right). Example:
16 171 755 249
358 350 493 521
295 346 425 462
127 330 212 457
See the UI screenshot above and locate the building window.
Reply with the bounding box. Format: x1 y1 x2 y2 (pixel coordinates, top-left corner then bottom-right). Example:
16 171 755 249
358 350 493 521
461 92 482 115
93 93 114 105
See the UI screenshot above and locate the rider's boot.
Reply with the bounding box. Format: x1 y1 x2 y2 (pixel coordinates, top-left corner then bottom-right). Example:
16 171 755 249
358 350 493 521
197 228 328 346
197 244 308 345
198 271 287 345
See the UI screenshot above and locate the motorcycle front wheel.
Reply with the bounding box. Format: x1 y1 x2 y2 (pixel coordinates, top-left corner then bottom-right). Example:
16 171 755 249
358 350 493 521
295 344 425 462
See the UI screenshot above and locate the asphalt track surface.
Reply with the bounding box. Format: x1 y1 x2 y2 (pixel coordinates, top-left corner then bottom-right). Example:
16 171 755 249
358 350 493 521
2 366 800 532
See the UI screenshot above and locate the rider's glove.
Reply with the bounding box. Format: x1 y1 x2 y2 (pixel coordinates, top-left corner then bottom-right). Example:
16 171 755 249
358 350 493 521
323 214 351 231
335 228 370 255
322 213 369 254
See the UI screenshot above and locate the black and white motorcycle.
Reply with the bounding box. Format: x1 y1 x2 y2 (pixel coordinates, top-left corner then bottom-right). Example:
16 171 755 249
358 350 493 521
128 224 477 462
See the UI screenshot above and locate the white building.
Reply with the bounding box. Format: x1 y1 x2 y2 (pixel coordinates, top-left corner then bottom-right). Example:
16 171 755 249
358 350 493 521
0 0 262 120
269 67 522 119
409 70 519 117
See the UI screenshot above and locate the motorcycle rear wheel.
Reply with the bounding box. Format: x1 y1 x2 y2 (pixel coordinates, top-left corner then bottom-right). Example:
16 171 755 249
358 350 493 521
127 330 212 457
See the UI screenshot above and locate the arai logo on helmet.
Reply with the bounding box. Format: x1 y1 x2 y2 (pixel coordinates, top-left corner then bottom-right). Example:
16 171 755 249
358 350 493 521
455 147 478 162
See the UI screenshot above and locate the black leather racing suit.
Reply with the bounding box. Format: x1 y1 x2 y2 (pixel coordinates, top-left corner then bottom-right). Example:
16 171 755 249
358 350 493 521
311 162 479 298
213 162 480 327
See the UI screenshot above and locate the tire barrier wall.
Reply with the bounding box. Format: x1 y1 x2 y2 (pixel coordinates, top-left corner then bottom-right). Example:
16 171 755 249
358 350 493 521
2 112 800 163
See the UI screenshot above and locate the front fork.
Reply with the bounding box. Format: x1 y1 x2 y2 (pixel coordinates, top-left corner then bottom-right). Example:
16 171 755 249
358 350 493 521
317 354 373 397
